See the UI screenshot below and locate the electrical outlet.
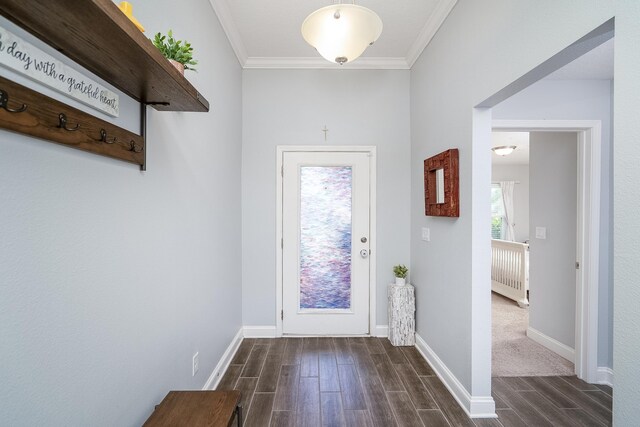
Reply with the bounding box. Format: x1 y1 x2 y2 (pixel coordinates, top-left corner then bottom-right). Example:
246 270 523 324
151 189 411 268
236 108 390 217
192 352 199 376
421 227 430 241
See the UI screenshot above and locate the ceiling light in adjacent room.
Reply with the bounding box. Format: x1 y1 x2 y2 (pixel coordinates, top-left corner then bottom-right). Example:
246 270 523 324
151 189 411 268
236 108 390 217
301 3 383 65
491 146 517 156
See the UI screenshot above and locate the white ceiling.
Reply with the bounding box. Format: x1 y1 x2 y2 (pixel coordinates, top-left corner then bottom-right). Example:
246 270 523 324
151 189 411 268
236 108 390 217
491 39 613 166
208 0 458 69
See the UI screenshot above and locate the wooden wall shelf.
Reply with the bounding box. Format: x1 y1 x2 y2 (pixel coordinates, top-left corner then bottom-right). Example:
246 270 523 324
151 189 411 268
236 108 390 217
0 0 209 112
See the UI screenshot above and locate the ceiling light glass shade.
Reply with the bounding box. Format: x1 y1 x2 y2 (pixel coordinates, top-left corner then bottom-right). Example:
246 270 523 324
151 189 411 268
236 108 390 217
492 146 517 156
301 4 383 65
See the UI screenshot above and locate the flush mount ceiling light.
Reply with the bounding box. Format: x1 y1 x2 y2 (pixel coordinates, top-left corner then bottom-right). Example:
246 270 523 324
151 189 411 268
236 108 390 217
491 146 517 156
301 2 383 65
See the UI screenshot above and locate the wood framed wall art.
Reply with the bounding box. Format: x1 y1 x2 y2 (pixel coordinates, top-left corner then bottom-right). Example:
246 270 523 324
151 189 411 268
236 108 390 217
424 148 459 217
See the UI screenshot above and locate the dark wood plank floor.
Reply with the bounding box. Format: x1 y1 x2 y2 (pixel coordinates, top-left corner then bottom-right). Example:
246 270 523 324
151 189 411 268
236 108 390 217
217 338 612 426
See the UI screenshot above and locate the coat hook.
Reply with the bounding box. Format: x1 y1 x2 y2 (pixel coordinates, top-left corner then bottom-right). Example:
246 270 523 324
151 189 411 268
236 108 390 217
58 113 79 131
98 128 116 144
0 90 27 113
129 140 143 153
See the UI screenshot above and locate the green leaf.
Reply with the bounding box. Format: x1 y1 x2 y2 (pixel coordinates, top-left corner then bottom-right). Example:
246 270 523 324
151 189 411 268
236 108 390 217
151 29 197 71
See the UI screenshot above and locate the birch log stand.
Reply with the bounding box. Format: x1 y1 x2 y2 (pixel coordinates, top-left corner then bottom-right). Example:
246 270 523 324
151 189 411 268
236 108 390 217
388 284 416 346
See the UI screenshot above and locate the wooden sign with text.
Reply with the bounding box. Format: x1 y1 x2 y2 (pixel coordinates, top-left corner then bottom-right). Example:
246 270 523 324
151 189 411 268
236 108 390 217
0 25 119 117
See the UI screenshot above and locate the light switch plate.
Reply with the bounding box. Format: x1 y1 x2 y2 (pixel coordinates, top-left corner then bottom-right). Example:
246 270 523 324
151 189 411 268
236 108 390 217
421 227 430 241
535 227 547 239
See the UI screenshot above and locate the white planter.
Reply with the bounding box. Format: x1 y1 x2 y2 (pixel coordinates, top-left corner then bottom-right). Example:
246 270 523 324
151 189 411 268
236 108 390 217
395 277 406 286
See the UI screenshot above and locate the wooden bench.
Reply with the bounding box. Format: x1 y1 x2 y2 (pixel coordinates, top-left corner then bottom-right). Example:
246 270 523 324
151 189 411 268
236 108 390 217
143 390 242 427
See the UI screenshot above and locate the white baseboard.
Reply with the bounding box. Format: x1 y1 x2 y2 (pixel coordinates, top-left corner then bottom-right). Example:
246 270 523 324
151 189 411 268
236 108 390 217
596 367 614 387
415 334 496 418
243 325 278 338
203 327 244 390
374 325 388 337
526 327 575 363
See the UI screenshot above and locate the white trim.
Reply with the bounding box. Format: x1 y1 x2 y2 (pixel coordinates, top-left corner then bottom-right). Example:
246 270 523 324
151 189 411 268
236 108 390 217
526 327 575 363
492 120 602 133
492 120 601 383
374 325 388 337
208 0 456 69
276 146 377 337
202 328 244 390
406 0 458 67
596 367 614 387
415 334 496 418
369 150 378 337
243 326 278 338
276 149 284 337
471 108 494 401
207 0 248 66
243 57 409 70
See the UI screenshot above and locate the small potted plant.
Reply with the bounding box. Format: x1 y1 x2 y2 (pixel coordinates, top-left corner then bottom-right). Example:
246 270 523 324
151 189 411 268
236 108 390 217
152 30 197 75
393 265 408 286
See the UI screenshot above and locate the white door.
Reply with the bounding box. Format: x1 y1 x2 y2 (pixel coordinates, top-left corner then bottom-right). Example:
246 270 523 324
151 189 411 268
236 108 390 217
282 151 371 335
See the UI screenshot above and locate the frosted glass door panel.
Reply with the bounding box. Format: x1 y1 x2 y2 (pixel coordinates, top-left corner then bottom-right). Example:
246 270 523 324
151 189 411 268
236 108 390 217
299 167 352 310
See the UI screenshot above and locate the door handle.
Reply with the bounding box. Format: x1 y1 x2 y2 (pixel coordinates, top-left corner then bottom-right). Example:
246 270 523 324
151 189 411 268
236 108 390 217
360 249 369 258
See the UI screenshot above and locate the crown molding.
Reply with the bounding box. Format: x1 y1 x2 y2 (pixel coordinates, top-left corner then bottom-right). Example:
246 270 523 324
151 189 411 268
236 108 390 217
406 0 458 67
208 0 248 66
210 0 456 70
243 56 410 70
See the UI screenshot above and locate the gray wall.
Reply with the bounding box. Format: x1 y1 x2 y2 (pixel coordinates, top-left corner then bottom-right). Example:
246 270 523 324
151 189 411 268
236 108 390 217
493 79 612 368
614 1 640 422
0 1 243 425
241 69 411 328
528 132 578 349
410 0 614 397
491 164 530 243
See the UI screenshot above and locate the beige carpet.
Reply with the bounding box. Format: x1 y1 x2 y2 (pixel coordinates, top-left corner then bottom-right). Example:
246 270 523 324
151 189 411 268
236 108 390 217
492 292 574 377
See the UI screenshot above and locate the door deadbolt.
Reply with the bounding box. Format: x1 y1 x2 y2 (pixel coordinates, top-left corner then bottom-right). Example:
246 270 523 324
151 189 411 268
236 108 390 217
361 237 367 243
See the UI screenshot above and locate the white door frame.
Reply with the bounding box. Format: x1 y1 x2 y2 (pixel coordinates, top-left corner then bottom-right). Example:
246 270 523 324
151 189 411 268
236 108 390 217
275 146 377 337
492 120 601 382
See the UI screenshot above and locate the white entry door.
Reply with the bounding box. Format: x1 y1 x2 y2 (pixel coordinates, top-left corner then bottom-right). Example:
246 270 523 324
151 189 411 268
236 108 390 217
282 151 371 335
